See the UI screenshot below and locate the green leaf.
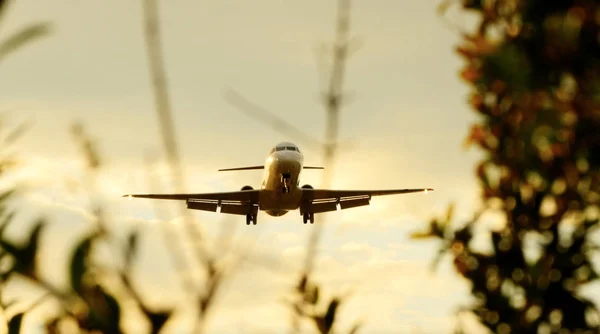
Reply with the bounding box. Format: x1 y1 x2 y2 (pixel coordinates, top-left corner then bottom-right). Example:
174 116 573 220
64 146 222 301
8 313 24 334
482 44 531 94
0 22 51 63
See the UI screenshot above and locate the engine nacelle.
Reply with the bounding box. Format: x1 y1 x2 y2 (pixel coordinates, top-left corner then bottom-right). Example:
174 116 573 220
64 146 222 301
241 185 254 191
301 184 314 189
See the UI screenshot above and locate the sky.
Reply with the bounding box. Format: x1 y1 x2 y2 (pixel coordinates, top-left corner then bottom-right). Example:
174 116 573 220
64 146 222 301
0 0 499 333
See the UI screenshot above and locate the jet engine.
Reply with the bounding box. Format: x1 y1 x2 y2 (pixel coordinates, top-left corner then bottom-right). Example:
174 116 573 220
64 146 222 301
241 185 254 191
301 184 314 189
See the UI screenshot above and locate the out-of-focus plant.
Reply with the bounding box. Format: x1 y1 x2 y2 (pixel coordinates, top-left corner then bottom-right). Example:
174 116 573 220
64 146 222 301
0 0 50 63
286 273 361 334
141 0 236 332
413 0 600 333
0 122 177 334
0 115 50 333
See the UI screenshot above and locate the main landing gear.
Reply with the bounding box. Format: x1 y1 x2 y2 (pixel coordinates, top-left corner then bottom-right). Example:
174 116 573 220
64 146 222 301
246 214 257 225
303 213 314 224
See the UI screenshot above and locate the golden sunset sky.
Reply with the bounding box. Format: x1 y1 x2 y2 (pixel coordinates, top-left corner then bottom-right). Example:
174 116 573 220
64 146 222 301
0 1 560 333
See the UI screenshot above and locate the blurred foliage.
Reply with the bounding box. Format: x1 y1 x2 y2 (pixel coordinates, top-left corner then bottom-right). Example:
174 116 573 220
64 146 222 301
287 273 361 334
0 120 174 333
413 0 600 332
0 0 50 63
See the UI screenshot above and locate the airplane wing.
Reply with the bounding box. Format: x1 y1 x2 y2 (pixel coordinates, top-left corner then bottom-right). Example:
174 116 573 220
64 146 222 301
123 190 260 216
300 188 433 214
218 166 264 171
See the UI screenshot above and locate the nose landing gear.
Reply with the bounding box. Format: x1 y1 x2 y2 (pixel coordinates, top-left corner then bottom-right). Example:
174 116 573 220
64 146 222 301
281 173 292 193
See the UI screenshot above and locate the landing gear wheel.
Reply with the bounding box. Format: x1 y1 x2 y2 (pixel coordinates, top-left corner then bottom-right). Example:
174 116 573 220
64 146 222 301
246 214 257 225
303 214 309 224
309 213 314 224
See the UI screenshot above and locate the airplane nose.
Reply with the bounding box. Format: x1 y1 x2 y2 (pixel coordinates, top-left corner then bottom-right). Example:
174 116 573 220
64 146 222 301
276 154 301 172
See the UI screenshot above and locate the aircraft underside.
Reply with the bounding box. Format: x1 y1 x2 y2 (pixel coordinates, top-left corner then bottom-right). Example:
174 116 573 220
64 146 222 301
123 141 432 226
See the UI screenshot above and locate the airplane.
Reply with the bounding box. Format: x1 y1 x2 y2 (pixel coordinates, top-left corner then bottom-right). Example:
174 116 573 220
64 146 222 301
123 141 433 225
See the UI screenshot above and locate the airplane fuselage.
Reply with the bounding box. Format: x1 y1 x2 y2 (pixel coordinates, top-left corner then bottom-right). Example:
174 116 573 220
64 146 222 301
259 143 304 216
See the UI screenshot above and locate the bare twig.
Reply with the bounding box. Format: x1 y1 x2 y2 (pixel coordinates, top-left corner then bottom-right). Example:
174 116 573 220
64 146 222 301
141 0 208 265
293 1 356 332
224 89 356 155
143 149 197 294
303 0 354 289
224 88 324 153
143 150 170 221
141 2 242 332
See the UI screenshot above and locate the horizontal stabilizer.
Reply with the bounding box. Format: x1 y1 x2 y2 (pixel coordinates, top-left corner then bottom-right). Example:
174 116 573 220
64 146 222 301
218 165 264 171
218 165 324 171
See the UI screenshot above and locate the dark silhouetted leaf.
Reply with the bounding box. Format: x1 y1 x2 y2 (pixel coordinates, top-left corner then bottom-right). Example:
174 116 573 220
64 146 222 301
0 23 51 62
70 236 94 294
125 230 138 268
0 219 45 277
347 321 361 334
0 0 10 24
8 313 24 334
143 309 172 334
44 318 60 334
311 285 320 305
79 284 122 333
0 189 14 203
4 120 32 144
316 298 340 334
429 244 448 272
297 274 307 293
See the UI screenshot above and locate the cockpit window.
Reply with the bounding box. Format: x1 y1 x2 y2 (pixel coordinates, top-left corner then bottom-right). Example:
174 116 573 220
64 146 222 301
271 144 300 153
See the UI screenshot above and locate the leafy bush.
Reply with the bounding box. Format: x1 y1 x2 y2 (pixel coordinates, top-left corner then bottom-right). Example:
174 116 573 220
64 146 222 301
413 1 600 332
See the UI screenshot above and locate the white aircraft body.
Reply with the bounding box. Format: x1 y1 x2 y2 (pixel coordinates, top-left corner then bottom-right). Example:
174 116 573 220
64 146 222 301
124 142 433 225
